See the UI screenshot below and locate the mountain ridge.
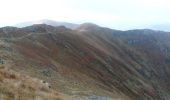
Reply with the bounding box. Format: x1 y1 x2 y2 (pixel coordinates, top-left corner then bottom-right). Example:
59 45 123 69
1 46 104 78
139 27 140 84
14 19 170 32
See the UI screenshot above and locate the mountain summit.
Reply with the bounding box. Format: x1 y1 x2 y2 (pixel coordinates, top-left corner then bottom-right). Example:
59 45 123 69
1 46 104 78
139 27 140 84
15 19 78 29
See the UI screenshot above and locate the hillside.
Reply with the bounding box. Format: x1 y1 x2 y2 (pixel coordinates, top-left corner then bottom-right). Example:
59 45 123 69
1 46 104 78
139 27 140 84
0 24 169 100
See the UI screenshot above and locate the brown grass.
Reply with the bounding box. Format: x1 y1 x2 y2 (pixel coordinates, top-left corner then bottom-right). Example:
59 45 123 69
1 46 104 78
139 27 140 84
0 68 64 100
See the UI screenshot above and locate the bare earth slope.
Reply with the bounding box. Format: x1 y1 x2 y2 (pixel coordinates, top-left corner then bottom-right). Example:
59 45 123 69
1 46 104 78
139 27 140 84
0 24 169 100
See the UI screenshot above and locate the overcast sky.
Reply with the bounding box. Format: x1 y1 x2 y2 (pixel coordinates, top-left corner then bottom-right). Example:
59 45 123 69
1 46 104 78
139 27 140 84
0 0 170 29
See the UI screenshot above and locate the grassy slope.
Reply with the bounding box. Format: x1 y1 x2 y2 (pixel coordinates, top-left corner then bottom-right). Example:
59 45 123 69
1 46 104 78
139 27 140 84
0 67 59 100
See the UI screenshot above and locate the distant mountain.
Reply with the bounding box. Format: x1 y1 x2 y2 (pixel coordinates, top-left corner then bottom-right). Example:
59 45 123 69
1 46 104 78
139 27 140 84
15 19 78 29
149 23 170 32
